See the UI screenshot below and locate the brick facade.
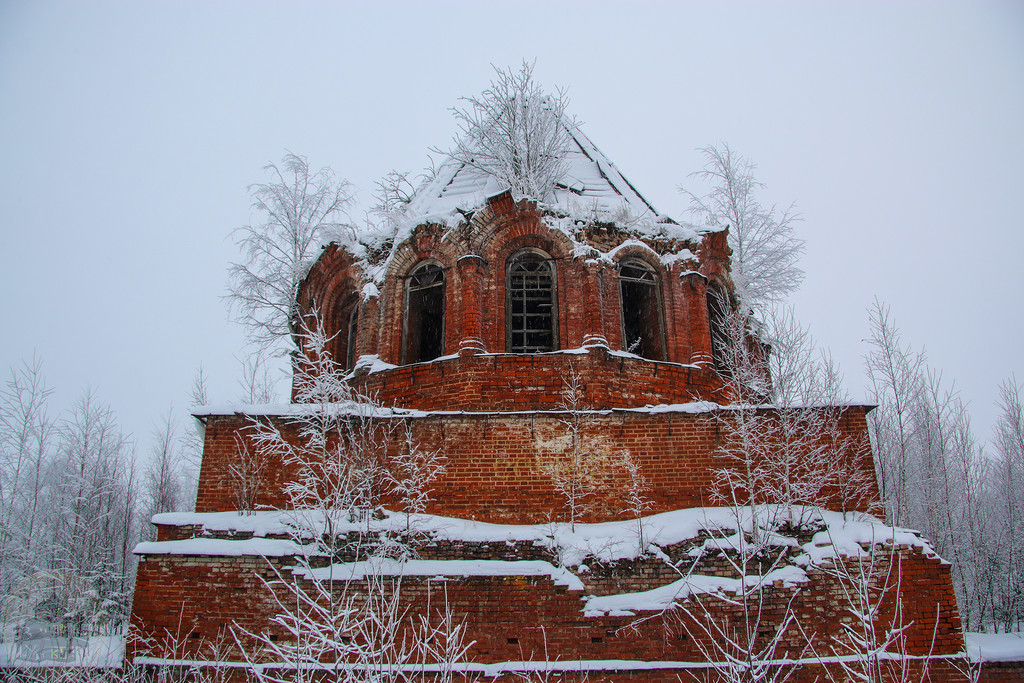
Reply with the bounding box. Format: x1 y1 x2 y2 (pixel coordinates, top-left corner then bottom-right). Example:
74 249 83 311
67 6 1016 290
193 404 879 523
131 191 981 680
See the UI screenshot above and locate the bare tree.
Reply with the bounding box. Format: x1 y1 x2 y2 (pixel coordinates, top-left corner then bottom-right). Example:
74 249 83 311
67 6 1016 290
231 314 470 682
140 408 184 541
384 422 446 535
50 389 135 636
228 153 354 355
0 355 54 596
811 535 938 683
681 144 804 311
237 349 279 404
992 376 1024 631
618 451 653 556
864 299 926 527
444 61 574 203
711 306 869 533
539 366 618 531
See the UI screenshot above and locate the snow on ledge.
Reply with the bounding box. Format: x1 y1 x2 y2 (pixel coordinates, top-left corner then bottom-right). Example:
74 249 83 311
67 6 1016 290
295 558 584 591
146 507 936 569
134 537 310 558
133 652 970 674
965 632 1024 663
584 566 808 616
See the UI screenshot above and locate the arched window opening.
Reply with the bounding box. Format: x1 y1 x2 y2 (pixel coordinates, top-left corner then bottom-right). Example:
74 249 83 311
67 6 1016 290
619 259 665 360
403 263 445 364
707 284 730 376
335 298 359 371
506 250 556 353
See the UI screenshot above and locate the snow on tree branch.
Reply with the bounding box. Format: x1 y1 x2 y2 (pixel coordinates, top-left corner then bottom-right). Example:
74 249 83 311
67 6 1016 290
442 61 574 203
681 144 805 311
228 153 354 356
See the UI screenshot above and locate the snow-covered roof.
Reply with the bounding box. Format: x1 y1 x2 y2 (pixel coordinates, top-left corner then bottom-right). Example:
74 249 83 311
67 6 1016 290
404 120 672 228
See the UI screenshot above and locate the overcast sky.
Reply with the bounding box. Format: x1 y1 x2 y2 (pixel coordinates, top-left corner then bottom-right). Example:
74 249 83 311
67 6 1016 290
1 1 1022 460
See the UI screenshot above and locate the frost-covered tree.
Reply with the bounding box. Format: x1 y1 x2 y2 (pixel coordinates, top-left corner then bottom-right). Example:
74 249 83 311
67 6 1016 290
681 144 804 311
47 389 136 635
0 355 54 597
864 299 927 527
539 366 619 531
862 302 1016 632
814 538 937 683
444 61 573 202
228 153 354 355
710 305 872 533
231 314 468 682
140 409 185 541
991 376 1024 631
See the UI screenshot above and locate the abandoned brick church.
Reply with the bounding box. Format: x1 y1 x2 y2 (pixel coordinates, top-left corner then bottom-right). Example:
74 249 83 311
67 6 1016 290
130 119 970 680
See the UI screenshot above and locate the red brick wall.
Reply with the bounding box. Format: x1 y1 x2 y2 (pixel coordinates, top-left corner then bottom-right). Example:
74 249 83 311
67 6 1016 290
194 406 879 522
129 541 964 676
347 347 726 411
294 195 735 405
978 661 1024 681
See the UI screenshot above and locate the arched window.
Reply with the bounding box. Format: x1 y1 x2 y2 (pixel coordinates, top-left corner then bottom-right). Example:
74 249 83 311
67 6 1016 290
619 259 666 360
336 298 359 370
506 250 556 353
706 284 730 375
403 263 445 364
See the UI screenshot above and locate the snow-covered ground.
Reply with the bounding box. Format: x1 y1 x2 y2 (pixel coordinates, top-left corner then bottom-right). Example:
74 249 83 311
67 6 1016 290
965 632 1024 663
0 633 124 668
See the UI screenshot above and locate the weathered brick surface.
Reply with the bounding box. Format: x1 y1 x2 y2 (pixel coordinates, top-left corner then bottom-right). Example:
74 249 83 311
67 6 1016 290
129 536 966 675
978 661 1024 681
293 195 734 408
131 198 993 681
193 406 879 522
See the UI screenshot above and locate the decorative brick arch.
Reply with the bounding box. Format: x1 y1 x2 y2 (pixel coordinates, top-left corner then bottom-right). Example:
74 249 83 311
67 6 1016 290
378 229 453 365
613 251 669 361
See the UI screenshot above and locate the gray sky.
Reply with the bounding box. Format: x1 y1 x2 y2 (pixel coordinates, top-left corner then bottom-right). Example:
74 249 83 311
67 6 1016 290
1 0 1022 458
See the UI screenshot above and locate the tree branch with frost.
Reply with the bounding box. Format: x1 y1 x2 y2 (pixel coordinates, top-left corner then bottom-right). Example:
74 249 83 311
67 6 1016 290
618 451 653 556
540 364 616 531
668 501 805 683
681 144 804 311
442 61 574 203
864 300 926 528
809 533 939 683
710 303 869 533
228 153 354 356
384 422 446 535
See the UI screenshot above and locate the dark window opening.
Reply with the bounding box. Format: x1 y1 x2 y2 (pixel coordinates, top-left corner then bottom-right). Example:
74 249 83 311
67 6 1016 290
507 251 556 353
403 263 445 364
619 260 666 361
707 285 730 375
336 299 359 371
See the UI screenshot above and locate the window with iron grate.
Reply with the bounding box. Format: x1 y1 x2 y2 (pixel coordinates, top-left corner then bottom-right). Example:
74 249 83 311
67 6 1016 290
506 250 557 353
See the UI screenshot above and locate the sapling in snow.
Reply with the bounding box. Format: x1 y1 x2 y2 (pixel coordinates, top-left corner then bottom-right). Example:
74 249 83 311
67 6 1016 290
443 61 574 203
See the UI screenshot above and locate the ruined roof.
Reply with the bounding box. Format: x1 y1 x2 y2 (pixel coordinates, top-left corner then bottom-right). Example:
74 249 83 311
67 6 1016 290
403 119 675 229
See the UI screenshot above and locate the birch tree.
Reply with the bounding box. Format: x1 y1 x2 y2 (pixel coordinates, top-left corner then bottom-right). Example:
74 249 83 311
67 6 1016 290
992 376 1024 631
444 61 573 202
681 144 805 311
228 153 354 355
0 355 54 596
864 299 926 527
140 409 184 541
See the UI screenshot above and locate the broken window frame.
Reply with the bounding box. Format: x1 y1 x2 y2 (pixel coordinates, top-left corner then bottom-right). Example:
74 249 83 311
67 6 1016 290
618 258 667 361
707 283 731 376
402 261 446 364
334 297 360 371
